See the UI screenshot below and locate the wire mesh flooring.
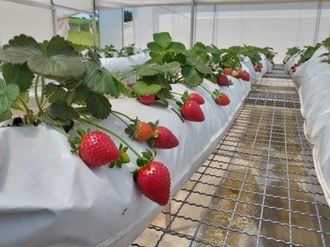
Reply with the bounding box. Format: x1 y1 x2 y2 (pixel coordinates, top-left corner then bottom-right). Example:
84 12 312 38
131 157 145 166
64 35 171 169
131 74 330 247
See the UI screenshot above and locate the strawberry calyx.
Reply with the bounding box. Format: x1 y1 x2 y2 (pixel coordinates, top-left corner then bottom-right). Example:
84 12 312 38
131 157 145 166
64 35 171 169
133 149 156 179
125 117 154 142
212 89 223 101
109 143 130 168
67 127 89 153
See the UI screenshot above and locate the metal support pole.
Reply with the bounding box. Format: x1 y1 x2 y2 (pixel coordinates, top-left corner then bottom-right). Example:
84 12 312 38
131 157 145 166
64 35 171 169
189 0 196 48
212 5 218 45
50 0 57 36
313 0 322 45
92 0 97 48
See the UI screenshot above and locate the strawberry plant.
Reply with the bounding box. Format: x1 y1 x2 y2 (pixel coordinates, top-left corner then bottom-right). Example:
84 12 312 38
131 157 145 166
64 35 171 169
121 61 181 106
0 34 130 126
298 43 322 65
320 37 330 64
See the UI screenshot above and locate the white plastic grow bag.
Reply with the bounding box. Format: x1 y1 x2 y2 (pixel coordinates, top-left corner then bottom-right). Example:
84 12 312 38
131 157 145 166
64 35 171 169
298 60 330 205
100 53 149 74
0 77 251 247
289 46 328 87
239 55 258 84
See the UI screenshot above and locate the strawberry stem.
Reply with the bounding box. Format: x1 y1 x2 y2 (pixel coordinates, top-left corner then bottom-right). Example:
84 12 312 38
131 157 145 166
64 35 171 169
111 112 129 126
53 126 71 138
170 91 183 96
34 74 42 112
200 85 212 95
79 115 141 158
111 110 134 121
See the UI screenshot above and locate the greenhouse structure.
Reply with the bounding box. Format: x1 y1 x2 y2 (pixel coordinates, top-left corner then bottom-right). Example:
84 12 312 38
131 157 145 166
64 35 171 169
0 0 330 246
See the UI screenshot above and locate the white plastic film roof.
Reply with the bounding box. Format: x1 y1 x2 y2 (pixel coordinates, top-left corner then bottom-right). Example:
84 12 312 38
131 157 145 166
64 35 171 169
95 0 327 9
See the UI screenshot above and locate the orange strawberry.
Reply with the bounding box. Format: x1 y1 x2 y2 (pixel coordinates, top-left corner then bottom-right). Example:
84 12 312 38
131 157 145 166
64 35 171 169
125 120 154 142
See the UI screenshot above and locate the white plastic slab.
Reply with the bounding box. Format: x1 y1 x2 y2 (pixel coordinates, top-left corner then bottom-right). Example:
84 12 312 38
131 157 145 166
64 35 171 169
297 58 330 206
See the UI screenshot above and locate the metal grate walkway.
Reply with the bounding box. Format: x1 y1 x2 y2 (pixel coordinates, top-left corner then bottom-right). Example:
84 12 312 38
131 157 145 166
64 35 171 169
131 69 330 247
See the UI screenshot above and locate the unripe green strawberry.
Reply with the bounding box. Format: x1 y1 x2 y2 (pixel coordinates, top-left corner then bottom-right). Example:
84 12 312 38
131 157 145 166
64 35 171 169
231 70 238 77
181 100 205 122
135 161 170 206
79 131 120 167
153 126 179 149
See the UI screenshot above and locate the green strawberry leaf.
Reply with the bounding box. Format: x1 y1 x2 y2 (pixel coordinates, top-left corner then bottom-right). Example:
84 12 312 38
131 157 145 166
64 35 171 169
84 60 119 97
47 35 79 57
48 100 79 120
123 62 180 80
0 79 6 88
0 110 12 122
153 32 172 49
167 42 186 53
132 80 162 96
173 53 186 64
2 63 34 92
193 42 207 53
181 65 203 87
0 34 85 79
0 34 43 64
87 49 101 66
0 82 20 115
45 83 67 103
117 81 131 97
86 92 111 119
29 54 85 78
10 91 29 111
147 42 163 54
42 110 71 126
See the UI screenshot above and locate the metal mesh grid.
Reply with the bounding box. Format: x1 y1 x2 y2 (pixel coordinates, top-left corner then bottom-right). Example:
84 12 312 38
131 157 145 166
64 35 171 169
131 76 330 247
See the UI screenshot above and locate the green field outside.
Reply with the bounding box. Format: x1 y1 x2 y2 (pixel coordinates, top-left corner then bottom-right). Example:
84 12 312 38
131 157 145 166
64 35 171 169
67 17 99 48
68 30 99 48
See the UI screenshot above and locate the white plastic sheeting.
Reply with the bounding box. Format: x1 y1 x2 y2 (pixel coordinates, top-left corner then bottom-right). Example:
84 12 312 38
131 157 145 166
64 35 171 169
286 46 328 87
0 1 54 45
284 46 330 205
0 55 270 246
132 2 330 64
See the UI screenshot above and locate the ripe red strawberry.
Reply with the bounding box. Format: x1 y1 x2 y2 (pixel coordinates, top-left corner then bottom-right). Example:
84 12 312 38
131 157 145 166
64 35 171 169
213 90 230 106
188 92 205 105
243 71 250 81
181 100 205 122
153 126 179 149
79 131 120 167
139 95 155 105
135 161 170 206
236 70 245 79
217 74 231 87
223 68 232 75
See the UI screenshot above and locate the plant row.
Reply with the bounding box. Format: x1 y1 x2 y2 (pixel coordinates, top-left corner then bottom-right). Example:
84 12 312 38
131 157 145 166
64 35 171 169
0 32 274 206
